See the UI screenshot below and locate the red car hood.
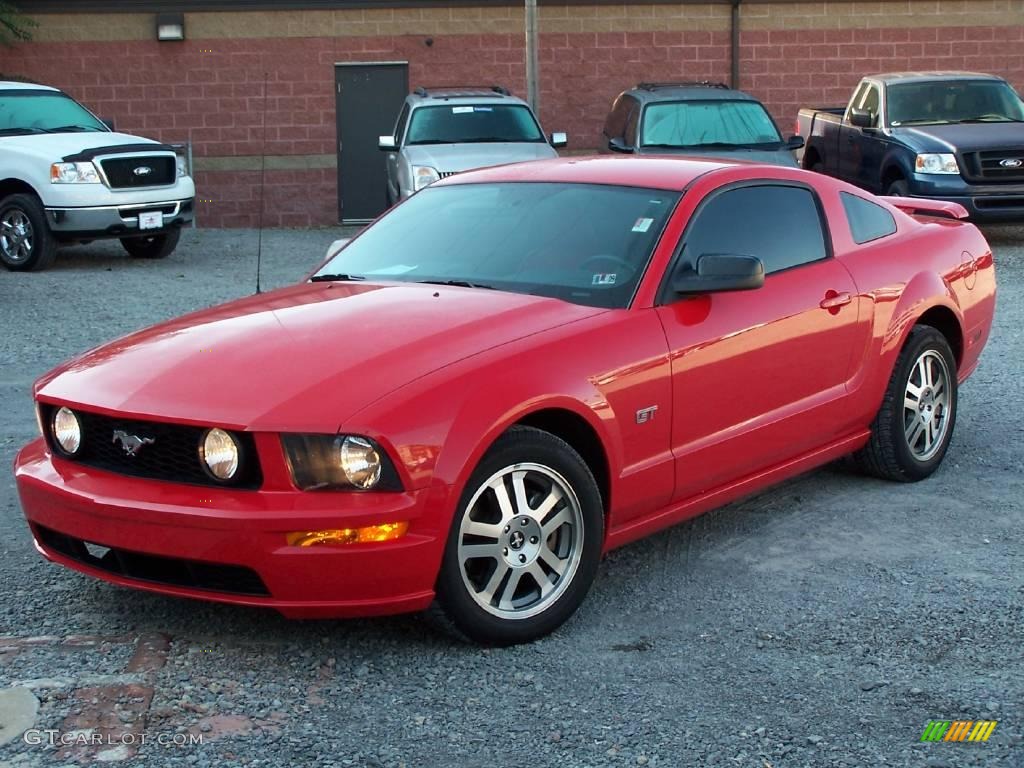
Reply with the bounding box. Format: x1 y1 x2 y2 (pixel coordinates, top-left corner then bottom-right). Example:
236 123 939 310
36 281 603 432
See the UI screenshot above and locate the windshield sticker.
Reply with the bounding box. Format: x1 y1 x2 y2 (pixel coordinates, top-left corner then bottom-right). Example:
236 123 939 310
632 217 654 233
592 273 617 286
452 106 474 114
473 106 493 112
364 264 417 275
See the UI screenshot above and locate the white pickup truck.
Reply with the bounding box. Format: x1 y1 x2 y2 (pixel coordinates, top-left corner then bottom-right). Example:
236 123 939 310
0 81 195 271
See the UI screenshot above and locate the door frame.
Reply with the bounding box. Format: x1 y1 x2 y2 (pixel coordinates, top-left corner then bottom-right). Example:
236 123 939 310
334 60 409 225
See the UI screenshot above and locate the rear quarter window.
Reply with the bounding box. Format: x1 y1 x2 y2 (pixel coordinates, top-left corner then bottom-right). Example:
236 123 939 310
841 192 897 244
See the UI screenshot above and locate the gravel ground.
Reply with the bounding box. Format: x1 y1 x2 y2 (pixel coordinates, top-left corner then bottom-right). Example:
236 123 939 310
0 225 1022 768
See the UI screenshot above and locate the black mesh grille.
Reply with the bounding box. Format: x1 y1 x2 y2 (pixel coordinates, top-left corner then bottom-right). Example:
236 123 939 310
100 155 176 188
35 525 270 597
962 149 1024 183
41 405 262 489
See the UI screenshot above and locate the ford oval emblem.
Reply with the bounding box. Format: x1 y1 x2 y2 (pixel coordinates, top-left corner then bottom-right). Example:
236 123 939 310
133 166 153 176
999 158 1023 168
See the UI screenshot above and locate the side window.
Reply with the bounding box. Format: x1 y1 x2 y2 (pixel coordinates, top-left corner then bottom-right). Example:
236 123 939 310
624 102 640 147
682 185 828 275
841 192 897 244
603 95 631 140
394 103 410 145
859 85 880 126
847 82 868 118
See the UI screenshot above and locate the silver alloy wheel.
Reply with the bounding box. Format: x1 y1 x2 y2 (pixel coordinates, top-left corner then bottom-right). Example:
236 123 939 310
458 462 584 620
903 349 952 461
0 209 33 264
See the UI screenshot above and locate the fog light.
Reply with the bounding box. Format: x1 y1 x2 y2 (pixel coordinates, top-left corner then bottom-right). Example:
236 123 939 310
200 428 240 481
52 407 82 455
286 522 408 547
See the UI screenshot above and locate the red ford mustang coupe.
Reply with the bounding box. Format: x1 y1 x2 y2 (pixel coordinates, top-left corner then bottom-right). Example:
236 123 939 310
15 157 995 644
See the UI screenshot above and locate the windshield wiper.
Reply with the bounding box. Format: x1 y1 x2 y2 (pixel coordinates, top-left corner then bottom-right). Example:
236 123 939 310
418 279 496 290
891 119 953 126
0 127 45 135
953 116 1024 124
309 273 366 283
42 124 103 133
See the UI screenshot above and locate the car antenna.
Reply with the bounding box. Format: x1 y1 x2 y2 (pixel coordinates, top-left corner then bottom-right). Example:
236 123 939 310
255 70 269 294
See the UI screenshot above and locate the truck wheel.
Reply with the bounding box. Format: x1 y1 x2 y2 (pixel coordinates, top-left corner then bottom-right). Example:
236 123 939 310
120 228 181 259
0 194 57 271
854 326 958 482
436 426 604 645
886 179 909 197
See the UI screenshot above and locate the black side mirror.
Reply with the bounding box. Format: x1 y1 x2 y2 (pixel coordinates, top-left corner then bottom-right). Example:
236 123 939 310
672 253 765 294
102 118 116 131
848 107 874 129
607 137 634 154
786 134 805 151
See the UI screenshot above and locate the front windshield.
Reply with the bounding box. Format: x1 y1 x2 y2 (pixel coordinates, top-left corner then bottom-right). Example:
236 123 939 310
641 100 783 148
887 80 1024 126
0 89 107 135
406 104 545 145
314 182 680 309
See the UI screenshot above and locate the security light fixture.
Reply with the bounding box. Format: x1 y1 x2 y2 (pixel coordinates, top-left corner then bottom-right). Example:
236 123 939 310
156 12 185 41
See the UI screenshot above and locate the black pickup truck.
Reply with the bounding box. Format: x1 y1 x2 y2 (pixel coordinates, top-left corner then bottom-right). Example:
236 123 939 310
797 72 1024 221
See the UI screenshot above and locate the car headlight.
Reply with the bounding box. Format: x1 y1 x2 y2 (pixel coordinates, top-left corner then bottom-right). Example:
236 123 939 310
176 155 189 178
411 165 440 192
50 161 101 184
915 153 960 175
281 434 401 491
200 428 240 481
52 406 82 455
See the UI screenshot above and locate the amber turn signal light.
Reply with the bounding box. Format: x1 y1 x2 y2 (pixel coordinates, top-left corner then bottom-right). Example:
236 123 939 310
286 522 408 547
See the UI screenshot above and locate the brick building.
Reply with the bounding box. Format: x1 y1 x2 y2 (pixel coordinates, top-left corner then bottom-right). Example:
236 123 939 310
2 0 1022 227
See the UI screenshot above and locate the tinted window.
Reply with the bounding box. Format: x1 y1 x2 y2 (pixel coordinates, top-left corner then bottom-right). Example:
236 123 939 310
394 103 410 143
860 86 880 126
406 104 544 144
887 79 1024 126
316 183 680 309
682 185 828 274
0 89 106 134
604 94 634 139
841 192 897 244
624 102 640 146
641 100 782 148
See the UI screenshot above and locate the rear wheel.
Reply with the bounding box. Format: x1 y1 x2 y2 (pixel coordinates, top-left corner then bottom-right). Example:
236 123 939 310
120 227 181 259
855 326 958 481
436 426 604 645
0 194 57 271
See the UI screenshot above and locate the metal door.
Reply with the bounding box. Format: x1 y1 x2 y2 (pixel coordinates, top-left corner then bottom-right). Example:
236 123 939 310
335 62 408 223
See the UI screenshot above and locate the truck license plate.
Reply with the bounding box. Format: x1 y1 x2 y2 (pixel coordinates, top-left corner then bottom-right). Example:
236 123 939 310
138 211 163 230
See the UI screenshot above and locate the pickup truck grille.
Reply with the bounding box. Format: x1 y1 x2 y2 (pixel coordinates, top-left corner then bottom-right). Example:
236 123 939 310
100 155 176 188
962 149 1024 183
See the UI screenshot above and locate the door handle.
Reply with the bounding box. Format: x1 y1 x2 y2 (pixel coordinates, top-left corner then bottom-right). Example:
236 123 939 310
820 291 852 311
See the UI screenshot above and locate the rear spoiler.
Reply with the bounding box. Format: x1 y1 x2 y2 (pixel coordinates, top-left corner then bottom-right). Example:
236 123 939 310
880 196 970 221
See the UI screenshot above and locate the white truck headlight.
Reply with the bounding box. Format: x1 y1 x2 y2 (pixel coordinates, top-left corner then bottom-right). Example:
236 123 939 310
176 155 190 178
412 165 440 192
50 161 101 184
915 153 960 175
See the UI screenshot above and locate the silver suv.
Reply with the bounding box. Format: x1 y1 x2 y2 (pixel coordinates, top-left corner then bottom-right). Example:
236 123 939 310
378 86 566 203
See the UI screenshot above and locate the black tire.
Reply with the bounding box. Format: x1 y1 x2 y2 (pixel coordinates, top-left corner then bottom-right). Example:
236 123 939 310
120 227 181 259
436 426 604 645
855 326 958 482
0 193 57 271
886 179 909 197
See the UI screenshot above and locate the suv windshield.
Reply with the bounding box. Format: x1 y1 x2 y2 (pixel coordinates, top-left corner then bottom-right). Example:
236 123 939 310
641 100 783 148
0 89 107 134
406 104 545 145
887 80 1024 125
314 182 679 308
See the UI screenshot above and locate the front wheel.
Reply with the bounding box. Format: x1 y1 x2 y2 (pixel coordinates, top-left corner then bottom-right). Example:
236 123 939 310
886 179 909 197
0 193 57 271
436 426 604 645
120 227 181 259
855 326 958 481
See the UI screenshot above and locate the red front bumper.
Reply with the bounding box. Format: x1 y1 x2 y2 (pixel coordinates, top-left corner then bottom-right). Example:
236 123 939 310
14 438 443 618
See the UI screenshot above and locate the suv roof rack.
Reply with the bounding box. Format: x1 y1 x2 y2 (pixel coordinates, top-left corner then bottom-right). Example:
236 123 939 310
637 81 730 91
413 85 511 98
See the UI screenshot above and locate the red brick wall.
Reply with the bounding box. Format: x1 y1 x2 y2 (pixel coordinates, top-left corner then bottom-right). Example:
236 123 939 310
2 21 1022 227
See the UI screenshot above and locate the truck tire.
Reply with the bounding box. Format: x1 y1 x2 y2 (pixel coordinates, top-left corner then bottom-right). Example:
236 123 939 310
120 228 181 259
886 179 909 197
0 193 58 271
